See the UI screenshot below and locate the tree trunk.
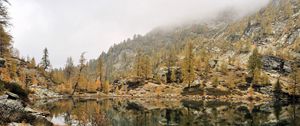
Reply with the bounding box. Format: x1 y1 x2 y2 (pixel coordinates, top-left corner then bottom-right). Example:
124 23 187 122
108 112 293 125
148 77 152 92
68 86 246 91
72 66 84 95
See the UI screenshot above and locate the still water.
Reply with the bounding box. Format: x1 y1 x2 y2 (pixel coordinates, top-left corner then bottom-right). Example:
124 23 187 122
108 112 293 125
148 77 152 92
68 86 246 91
34 98 300 126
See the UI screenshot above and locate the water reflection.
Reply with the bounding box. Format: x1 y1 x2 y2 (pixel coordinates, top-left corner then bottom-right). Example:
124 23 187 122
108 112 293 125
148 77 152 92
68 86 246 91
34 98 300 126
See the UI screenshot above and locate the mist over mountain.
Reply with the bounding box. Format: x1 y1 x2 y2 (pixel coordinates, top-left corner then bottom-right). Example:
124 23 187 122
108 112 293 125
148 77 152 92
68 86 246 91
10 0 270 67
82 0 300 93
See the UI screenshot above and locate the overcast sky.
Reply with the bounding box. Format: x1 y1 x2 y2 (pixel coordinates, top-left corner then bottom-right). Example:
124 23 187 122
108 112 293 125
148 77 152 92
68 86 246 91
9 0 270 68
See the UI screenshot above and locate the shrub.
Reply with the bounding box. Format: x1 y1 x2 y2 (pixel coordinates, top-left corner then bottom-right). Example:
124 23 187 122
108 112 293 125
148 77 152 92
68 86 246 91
247 85 254 99
260 73 270 86
56 81 73 94
0 81 5 92
103 80 110 94
219 62 228 75
294 42 300 53
227 74 236 90
212 76 219 88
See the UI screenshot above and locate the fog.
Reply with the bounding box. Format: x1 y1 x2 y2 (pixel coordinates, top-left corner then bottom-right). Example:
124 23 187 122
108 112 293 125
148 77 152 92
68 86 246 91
9 0 270 68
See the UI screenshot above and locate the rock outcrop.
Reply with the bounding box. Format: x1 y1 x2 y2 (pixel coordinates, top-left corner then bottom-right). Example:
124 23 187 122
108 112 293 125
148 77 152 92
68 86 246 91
261 55 292 74
0 92 53 125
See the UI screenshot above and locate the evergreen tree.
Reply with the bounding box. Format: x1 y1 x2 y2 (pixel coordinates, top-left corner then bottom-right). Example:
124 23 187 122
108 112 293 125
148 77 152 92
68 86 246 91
166 46 176 83
103 80 110 94
0 20 11 57
248 85 254 99
97 57 104 83
40 48 51 70
0 0 10 57
72 52 86 95
248 48 262 83
171 68 177 83
0 0 9 26
134 49 143 77
212 76 219 88
134 49 152 79
30 58 36 68
182 41 195 87
64 57 74 80
274 78 282 100
290 63 299 100
143 55 151 79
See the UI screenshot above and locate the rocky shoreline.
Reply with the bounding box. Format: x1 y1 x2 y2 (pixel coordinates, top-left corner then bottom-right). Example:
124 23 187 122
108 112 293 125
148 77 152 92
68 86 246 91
0 85 293 125
0 92 53 126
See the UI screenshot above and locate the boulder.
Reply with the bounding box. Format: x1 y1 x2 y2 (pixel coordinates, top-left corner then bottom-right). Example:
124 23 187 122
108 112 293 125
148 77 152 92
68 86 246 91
209 60 218 68
259 86 273 96
6 92 20 100
124 77 145 90
0 94 8 100
181 84 204 96
261 55 291 74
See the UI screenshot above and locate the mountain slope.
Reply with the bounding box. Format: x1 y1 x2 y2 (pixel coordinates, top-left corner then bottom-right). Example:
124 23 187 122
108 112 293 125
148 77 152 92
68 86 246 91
80 0 300 97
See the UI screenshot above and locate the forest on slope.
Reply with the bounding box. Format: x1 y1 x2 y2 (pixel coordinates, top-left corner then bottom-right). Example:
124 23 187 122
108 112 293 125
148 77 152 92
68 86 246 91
0 0 299 100
1 0 300 125
47 0 300 99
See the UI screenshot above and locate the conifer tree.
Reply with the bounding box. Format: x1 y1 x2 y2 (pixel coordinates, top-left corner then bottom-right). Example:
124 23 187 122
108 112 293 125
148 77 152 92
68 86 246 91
274 78 282 100
64 57 74 80
182 41 195 87
290 63 299 100
248 85 254 99
40 48 51 70
248 48 262 84
171 68 177 83
143 55 151 79
72 52 86 95
0 0 11 57
103 80 110 94
97 57 104 86
30 58 36 68
166 46 176 83
134 49 143 77
134 49 152 79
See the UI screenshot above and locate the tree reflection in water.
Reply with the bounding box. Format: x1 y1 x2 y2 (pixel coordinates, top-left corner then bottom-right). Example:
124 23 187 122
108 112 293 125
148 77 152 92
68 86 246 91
34 98 300 126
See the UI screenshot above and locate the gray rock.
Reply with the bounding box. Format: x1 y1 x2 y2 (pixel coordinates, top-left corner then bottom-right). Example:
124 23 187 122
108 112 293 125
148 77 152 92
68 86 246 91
226 34 240 42
244 21 261 37
0 99 53 125
262 55 291 74
209 60 218 68
287 28 300 45
6 92 20 100
260 86 273 96
0 95 8 100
